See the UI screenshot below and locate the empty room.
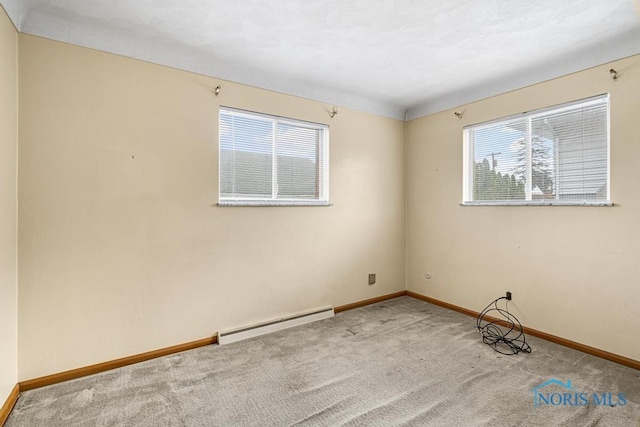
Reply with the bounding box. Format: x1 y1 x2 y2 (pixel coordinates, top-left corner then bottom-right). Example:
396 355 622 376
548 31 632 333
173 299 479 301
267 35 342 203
1 1 640 426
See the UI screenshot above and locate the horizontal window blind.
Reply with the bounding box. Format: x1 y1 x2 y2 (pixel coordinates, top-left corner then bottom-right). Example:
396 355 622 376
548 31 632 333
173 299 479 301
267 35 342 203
219 107 329 206
463 94 609 205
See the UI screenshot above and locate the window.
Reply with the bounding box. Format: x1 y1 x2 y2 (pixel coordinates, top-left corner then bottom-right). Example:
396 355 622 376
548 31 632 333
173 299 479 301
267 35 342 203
219 107 329 206
463 94 610 206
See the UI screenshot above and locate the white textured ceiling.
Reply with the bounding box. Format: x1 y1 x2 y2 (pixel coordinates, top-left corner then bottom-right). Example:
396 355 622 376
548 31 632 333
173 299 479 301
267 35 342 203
2 0 639 120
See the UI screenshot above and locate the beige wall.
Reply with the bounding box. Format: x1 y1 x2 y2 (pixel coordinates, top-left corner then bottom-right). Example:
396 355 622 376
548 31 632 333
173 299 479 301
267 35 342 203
0 5 18 403
17 35 406 379
12 27 640 382
406 54 640 361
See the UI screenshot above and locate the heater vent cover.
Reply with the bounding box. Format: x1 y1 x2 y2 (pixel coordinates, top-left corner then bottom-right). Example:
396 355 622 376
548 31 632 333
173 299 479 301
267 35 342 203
218 306 334 345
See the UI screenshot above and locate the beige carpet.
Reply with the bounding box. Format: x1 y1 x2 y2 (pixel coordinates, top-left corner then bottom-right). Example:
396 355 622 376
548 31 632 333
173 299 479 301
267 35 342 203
7 296 640 426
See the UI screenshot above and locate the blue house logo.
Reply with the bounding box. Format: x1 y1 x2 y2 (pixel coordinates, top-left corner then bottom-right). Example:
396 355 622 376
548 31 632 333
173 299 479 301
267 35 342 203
532 379 627 408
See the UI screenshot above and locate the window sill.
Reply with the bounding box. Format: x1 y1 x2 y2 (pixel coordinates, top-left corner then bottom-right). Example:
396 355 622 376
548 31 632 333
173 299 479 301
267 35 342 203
460 201 613 207
218 200 332 207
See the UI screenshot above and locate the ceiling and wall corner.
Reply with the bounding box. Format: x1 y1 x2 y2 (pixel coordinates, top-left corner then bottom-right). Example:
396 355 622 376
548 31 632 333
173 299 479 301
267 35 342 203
0 0 638 120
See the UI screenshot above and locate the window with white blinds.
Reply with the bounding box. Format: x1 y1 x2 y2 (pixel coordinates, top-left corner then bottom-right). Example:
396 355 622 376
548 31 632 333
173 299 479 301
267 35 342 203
463 94 610 206
219 107 329 206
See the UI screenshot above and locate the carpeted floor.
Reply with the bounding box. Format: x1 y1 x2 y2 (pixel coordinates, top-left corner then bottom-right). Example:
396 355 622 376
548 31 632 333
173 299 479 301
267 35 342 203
6 296 640 426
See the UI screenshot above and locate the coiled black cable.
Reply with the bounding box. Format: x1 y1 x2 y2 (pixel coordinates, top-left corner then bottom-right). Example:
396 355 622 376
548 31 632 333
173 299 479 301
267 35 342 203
476 297 531 355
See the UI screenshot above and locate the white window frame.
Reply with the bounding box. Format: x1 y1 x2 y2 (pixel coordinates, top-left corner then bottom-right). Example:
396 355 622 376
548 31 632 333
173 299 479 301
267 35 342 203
218 107 330 207
462 94 611 206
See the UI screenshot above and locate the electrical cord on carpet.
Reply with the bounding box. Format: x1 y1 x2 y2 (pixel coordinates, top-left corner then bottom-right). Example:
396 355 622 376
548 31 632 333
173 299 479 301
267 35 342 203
476 297 531 355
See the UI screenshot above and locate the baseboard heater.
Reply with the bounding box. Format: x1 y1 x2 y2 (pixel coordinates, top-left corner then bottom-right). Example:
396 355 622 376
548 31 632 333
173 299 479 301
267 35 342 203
218 306 335 345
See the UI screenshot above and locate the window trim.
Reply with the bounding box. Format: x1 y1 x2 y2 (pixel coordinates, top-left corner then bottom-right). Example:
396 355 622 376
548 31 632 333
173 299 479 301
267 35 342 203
462 94 611 207
218 106 330 207
460 200 613 207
